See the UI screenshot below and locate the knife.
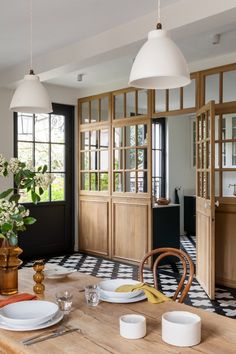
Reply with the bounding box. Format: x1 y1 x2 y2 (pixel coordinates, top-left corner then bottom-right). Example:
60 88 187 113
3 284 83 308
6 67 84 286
23 327 80 346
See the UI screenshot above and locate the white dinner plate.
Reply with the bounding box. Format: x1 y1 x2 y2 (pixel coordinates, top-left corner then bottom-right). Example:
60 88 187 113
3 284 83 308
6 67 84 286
100 292 147 304
0 301 59 326
98 279 143 299
0 310 63 331
44 268 76 279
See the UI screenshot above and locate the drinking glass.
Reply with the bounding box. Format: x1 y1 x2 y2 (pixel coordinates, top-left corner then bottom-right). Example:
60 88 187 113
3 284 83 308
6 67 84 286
85 285 100 306
55 290 73 313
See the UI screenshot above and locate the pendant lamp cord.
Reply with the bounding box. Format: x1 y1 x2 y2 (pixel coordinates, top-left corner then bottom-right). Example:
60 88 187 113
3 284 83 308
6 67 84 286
156 0 162 29
29 0 34 74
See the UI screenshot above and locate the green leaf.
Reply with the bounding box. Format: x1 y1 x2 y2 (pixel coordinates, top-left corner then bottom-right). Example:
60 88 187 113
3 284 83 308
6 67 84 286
42 165 47 173
9 234 18 247
24 217 36 225
2 223 13 232
0 233 5 239
9 194 21 203
31 190 40 204
39 187 44 195
0 188 13 199
14 173 21 186
37 166 42 172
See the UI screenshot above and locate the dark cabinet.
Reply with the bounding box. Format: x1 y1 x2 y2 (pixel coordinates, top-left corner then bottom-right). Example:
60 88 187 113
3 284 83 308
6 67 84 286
153 205 180 264
184 196 196 235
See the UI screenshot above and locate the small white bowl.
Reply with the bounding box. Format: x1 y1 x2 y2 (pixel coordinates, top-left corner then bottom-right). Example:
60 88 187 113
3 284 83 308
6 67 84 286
162 311 201 347
120 314 146 339
98 279 143 299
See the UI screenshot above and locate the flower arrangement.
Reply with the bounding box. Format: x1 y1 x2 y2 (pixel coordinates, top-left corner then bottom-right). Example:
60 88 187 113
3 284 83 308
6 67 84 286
0 154 54 246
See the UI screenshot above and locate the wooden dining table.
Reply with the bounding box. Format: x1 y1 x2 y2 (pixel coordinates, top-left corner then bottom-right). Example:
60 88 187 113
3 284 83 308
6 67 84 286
0 267 236 354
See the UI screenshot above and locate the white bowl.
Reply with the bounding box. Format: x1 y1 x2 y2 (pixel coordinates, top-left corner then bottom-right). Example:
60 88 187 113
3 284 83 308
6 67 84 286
0 300 59 326
162 311 201 347
98 279 143 299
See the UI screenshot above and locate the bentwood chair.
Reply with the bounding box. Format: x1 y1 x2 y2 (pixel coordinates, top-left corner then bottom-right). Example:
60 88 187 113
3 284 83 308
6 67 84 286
138 248 194 303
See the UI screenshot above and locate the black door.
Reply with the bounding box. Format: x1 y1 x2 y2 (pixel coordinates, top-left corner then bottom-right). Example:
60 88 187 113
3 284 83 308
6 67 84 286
14 103 74 260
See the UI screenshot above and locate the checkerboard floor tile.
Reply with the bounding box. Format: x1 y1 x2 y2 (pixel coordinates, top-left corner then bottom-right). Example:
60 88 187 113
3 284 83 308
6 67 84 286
24 235 236 319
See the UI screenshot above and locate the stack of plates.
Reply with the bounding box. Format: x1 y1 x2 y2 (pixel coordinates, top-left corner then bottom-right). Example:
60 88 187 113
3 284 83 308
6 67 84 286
98 279 146 303
0 300 63 331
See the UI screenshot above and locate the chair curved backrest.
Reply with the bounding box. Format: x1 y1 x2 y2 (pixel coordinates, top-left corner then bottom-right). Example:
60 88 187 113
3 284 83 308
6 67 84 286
138 248 194 303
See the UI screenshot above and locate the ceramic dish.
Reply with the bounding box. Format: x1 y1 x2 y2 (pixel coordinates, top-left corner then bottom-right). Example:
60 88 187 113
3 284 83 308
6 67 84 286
100 292 146 304
0 300 59 326
98 279 143 299
0 310 63 332
44 268 76 279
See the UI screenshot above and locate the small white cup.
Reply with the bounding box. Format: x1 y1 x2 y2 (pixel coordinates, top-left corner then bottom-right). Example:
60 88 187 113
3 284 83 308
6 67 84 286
119 314 146 339
162 311 201 347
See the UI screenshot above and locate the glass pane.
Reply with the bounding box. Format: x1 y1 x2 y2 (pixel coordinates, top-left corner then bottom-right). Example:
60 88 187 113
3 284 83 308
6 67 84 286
90 151 99 170
100 150 108 170
125 126 135 147
90 173 98 191
114 94 124 119
17 114 33 141
137 125 147 146
155 90 166 112
114 127 123 147
223 171 236 197
215 171 220 197
81 151 89 170
114 172 123 192
81 172 89 190
205 74 219 103
183 79 196 108
35 143 49 169
125 171 135 192
91 99 99 123
90 130 99 150
17 142 33 164
169 88 180 110
125 149 136 169
223 70 236 102
51 144 65 172
100 129 108 148
215 143 219 168
81 131 89 150
138 90 148 115
114 149 123 170
81 102 89 124
138 171 147 193
35 114 49 142
100 97 109 121
51 115 65 143
51 173 65 201
222 142 235 167
215 115 220 141
126 91 135 117
100 173 108 191
137 149 147 169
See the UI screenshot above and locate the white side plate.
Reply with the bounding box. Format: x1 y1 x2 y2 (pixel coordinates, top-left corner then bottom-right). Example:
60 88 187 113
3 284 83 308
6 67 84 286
100 292 146 304
45 268 76 279
0 311 63 331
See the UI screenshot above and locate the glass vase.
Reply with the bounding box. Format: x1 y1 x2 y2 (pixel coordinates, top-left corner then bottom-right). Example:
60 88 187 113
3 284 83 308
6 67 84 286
0 241 23 295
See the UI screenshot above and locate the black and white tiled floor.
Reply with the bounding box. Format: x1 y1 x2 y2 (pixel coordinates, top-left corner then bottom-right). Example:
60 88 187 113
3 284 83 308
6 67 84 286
25 235 236 319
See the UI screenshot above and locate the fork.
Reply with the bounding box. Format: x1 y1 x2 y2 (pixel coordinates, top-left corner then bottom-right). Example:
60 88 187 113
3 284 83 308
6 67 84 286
21 314 70 345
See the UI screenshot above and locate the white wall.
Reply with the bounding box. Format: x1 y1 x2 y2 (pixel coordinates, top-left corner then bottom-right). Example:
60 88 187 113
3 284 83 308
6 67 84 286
0 84 80 250
166 115 196 234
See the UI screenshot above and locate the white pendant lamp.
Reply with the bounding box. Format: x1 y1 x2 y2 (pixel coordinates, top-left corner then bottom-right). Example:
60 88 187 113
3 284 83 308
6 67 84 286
10 0 52 114
129 0 190 90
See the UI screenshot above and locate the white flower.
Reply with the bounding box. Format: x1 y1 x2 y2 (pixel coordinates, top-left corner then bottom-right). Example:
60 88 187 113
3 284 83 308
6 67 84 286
0 154 6 176
8 158 21 174
34 173 55 190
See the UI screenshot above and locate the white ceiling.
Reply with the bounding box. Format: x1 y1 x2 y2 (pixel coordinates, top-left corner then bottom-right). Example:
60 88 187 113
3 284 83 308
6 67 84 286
1 0 236 96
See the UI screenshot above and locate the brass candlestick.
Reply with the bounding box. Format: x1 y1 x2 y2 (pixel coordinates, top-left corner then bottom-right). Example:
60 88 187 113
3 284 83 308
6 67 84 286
33 259 45 294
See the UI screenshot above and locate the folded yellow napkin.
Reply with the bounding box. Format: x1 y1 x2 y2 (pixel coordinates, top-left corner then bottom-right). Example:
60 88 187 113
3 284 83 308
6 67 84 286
116 283 171 304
